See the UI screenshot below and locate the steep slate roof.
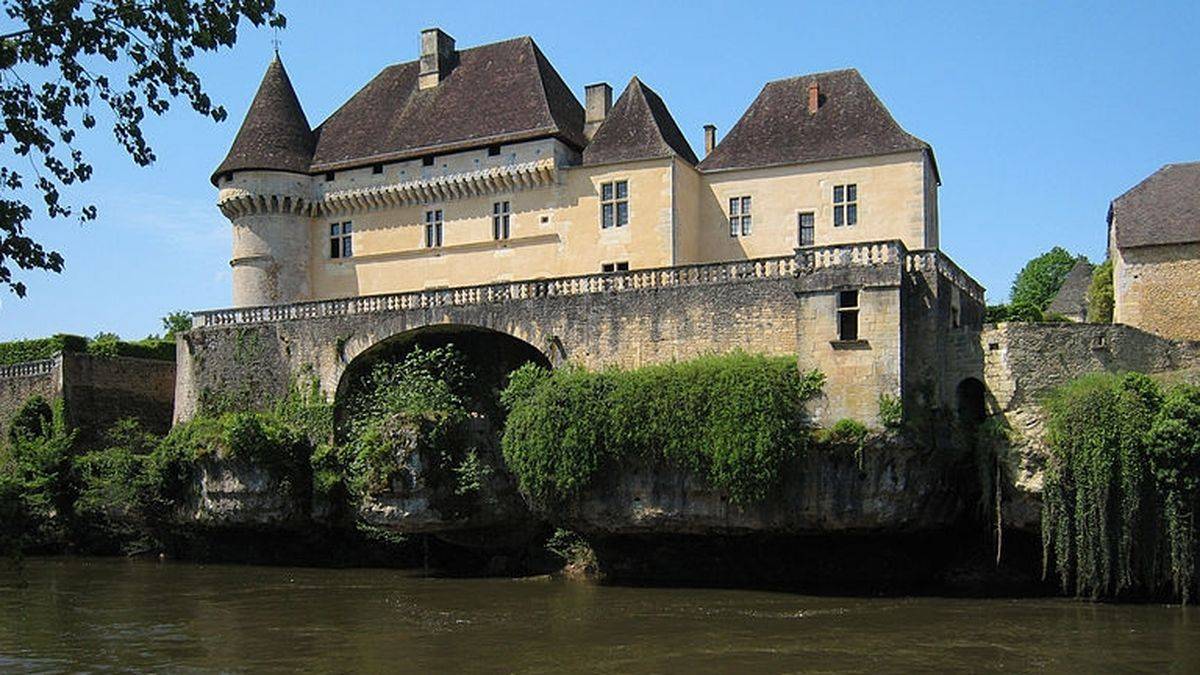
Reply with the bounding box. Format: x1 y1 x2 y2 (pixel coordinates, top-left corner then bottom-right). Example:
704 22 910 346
698 69 932 174
1047 259 1094 320
1109 162 1200 249
211 55 315 185
583 77 698 166
309 37 585 170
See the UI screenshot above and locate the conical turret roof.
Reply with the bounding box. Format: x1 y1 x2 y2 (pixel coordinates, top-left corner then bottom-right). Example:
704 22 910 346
583 77 697 166
211 55 315 185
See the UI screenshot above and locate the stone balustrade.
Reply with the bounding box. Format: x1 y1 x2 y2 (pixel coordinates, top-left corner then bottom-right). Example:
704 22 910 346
194 255 799 328
798 240 907 270
0 357 57 380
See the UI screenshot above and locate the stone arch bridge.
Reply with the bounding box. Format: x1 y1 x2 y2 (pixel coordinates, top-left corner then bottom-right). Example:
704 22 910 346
175 255 809 421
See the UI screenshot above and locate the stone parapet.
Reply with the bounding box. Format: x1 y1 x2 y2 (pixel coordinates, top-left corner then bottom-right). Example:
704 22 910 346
194 255 799 328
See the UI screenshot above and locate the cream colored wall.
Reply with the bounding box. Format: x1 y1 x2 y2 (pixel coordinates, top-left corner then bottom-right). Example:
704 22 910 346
692 151 934 263
1111 238 1200 340
307 157 677 299
672 159 702 263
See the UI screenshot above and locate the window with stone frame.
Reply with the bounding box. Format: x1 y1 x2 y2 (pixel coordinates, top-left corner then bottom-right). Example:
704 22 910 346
798 211 815 246
729 196 752 236
600 180 628 229
837 289 860 341
492 201 511 240
330 221 353 259
424 209 444 248
601 261 629 274
833 184 858 227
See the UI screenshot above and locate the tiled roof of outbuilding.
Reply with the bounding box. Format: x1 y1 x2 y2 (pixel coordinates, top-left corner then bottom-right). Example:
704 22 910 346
1109 162 1200 249
1047 259 1094 320
697 69 932 174
211 55 315 185
309 37 585 170
583 77 698 166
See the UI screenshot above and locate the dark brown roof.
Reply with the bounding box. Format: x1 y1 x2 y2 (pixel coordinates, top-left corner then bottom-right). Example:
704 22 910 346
211 55 315 185
583 77 697 166
697 69 932 173
1047 259 1094 320
309 37 585 170
1109 162 1200 249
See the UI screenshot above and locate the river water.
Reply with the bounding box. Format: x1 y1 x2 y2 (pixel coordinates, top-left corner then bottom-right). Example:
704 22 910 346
1 558 1198 673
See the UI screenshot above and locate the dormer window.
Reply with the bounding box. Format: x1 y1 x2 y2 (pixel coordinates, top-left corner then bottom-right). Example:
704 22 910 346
600 180 628 229
833 184 858 227
330 222 352 259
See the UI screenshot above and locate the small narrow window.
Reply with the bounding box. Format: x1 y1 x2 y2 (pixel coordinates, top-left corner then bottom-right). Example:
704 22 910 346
600 180 629 228
798 212 815 246
615 261 629 272
372 163 383 175
422 155 435 167
488 145 502 157
324 171 335 182
833 183 858 227
601 263 615 273
492 201 511 240
330 221 352 259
424 209 444 248
837 290 859 341
729 196 752 236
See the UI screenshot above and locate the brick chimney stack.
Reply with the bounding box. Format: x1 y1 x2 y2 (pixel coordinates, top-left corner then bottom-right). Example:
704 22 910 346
703 124 717 156
807 81 820 114
419 28 457 90
584 82 612 140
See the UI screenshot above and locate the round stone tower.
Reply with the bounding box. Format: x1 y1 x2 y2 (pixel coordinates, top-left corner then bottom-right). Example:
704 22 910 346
211 54 316 307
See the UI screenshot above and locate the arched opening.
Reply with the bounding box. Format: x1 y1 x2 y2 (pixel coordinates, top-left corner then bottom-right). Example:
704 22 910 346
956 377 987 427
334 324 550 438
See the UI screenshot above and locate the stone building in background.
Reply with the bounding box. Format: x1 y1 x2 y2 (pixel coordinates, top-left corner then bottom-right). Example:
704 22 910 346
1108 162 1200 340
1046 259 1094 322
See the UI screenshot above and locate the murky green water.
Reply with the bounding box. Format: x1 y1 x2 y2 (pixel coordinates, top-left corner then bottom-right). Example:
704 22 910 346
1 558 1198 673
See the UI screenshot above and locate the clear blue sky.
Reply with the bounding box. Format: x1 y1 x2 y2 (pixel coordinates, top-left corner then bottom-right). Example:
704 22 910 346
1 0 1197 340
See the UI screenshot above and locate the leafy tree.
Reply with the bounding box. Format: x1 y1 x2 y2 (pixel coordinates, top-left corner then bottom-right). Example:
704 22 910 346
1009 247 1080 310
1087 259 1114 323
161 310 193 339
0 0 285 296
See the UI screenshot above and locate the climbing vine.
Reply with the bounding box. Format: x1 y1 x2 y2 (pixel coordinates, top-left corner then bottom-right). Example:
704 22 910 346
1042 372 1200 602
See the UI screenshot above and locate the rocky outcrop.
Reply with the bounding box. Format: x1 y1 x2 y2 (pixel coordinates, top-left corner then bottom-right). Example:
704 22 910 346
178 457 309 528
560 436 969 536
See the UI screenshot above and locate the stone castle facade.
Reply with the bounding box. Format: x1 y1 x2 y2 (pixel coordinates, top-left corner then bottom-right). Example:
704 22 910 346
204 27 984 426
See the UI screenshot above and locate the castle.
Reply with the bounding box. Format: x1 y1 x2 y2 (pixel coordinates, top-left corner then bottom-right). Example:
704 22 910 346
204 28 984 426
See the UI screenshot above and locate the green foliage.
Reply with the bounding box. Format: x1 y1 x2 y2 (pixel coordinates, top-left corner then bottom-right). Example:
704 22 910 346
0 0 286 296
0 397 75 553
85 335 175 361
1042 372 1200 602
1009 247 1082 311
985 303 1044 324
161 311 194 340
340 346 472 498
545 528 597 571
1087 259 1114 324
818 418 870 468
501 352 823 508
878 394 903 429
0 333 86 365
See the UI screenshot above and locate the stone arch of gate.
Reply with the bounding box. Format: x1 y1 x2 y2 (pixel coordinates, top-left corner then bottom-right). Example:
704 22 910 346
956 377 988 426
331 323 553 441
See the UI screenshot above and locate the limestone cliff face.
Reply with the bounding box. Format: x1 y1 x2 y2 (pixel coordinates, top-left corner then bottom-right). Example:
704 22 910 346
178 458 309 528
559 437 968 536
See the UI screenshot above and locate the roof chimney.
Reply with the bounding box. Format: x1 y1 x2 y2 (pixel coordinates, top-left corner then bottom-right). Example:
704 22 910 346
703 124 717 156
807 80 820 114
419 28 457 90
584 82 612 140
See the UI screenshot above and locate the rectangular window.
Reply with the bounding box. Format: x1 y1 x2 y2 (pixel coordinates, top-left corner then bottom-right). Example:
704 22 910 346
488 145 502 157
837 290 859 341
833 183 858 227
329 221 352 259
728 196 752 236
424 209 443 248
422 155 435 167
324 171 335 182
798 212 815 246
372 163 383 175
492 201 511 240
601 262 629 274
600 180 629 228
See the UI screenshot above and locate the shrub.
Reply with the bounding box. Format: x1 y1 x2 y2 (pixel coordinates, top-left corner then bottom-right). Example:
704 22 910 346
501 352 823 507
985 303 1043 324
878 394 903 429
0 398 75 552
1087 259 1114 324
0 334 87 366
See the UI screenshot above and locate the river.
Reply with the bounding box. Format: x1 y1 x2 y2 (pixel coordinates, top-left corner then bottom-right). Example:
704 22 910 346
1 557 1197 673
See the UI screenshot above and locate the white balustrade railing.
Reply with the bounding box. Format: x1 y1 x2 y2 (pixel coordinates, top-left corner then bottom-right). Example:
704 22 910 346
194 255 799 328
0 357 57 380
